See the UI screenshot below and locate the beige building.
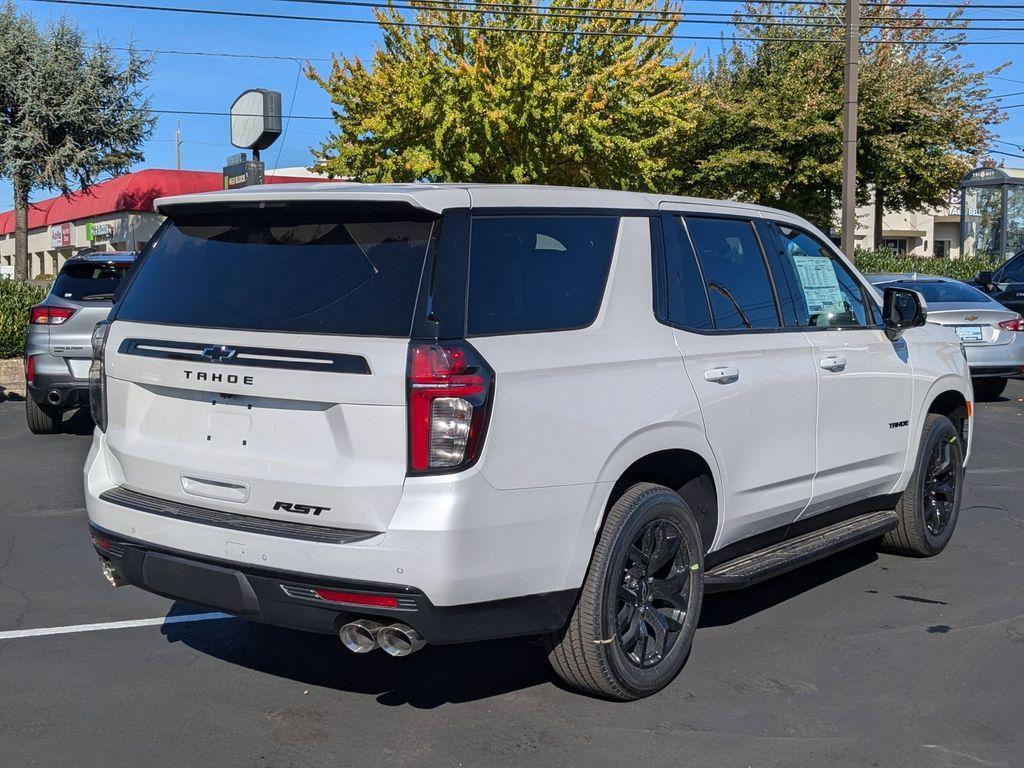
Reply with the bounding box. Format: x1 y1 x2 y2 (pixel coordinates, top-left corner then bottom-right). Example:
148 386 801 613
853 191 961 259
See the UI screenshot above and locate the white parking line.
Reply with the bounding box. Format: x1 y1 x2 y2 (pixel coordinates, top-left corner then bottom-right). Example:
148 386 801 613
0 612 234 640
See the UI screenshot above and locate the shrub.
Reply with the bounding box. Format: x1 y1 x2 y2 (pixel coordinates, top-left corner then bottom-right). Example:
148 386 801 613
854 248 993 282
0 280 47 358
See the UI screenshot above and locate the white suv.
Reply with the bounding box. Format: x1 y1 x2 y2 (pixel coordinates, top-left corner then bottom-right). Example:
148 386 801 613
84 184 972 699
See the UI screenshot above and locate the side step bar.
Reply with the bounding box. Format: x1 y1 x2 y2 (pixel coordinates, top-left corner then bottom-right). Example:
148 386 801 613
704 510 899 593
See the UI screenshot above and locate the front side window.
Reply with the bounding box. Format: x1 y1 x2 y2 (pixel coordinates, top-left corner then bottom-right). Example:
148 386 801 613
771 224 870 328
115 208 435 336
999 253 1024 282
467 216 619 335
685 217 779 330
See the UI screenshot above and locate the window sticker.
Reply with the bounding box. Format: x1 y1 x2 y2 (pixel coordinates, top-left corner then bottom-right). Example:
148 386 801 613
791 252 844 314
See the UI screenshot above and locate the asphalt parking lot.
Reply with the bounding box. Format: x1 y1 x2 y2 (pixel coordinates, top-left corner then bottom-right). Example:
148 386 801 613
1 385 1022 768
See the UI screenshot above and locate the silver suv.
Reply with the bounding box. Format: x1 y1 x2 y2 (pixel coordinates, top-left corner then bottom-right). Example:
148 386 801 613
24 251 134 433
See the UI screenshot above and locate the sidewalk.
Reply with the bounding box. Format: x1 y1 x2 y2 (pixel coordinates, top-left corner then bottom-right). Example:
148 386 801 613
0 358 25 401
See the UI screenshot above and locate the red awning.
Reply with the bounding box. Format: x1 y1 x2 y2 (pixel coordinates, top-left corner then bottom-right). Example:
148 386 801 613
0 168 326 235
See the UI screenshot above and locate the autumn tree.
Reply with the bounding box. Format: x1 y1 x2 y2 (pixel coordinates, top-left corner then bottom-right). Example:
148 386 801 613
308 0 700 191
0 3 152 279
676 2 1003 237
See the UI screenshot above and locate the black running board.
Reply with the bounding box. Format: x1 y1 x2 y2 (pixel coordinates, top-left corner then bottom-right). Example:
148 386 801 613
704 509 898 593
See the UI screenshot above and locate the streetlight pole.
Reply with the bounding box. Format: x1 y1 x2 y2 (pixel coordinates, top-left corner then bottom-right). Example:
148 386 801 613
841 0 860 262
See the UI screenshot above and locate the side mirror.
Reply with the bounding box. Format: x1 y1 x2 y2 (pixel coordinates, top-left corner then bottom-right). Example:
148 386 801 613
974 270 995 290
883 286 927 340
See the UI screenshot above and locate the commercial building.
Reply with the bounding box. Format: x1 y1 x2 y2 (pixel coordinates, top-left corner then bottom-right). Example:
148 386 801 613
0 168 324 278
853 190 962 259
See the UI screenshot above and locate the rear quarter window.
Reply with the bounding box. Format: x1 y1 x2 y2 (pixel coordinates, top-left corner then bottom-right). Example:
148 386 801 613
467 216 619 335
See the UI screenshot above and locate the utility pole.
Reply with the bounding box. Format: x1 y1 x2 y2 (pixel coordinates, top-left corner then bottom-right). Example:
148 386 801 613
841 0 860 262
175 120 183 170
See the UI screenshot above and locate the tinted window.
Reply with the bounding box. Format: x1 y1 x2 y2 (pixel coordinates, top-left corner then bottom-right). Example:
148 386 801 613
52 262 131 301
1000 254 1024 282
664 217 713 330
878 280 991 305
467 216 618 335
116 209 434 336
772 224 869 327
685 217 779 329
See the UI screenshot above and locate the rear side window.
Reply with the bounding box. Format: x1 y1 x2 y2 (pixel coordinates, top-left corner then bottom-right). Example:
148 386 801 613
664 216 713 330
467 216 619 335
115 209 435 336
685 217 779 330
53 262 131 301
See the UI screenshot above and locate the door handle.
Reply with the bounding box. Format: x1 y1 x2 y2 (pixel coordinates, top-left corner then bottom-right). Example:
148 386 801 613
704 366 740 384
819 355 847 372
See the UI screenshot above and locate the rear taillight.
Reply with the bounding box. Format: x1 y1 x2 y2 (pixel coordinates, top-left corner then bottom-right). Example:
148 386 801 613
89 321 111 432
407 341 494 474
29 305 75 325
997 317 1024 331
25 355 37 385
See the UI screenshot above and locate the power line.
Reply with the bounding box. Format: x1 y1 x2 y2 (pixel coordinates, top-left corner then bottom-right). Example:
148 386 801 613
25 0 1024 44
264 0 1024 32
110 45 332 62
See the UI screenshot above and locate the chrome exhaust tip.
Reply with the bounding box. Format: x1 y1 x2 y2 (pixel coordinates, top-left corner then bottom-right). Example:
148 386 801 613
100 557 126 588
339 619 384 653
47 390 62 406
377 623 426 657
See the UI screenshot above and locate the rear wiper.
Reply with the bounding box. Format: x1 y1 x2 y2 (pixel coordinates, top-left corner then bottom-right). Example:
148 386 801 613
81 293 115 301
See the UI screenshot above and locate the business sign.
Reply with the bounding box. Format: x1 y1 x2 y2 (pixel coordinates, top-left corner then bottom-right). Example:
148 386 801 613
86 222 114 241
230 89 282 151
49 222 72 248
222 159 265 189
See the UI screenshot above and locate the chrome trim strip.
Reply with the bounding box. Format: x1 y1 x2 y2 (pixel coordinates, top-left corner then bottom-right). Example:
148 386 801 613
117 338 371 374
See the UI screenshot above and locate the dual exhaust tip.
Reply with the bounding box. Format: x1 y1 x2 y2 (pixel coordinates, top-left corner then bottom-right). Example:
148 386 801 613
339 619 425 657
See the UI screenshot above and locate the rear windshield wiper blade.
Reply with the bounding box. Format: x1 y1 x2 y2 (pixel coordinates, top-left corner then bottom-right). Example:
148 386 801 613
80 293 115 301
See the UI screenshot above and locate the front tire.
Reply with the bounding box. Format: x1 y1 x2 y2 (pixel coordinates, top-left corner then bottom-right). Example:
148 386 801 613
882 414 964 557
25 396 62 435
547 483 704 700
972 377 1007 401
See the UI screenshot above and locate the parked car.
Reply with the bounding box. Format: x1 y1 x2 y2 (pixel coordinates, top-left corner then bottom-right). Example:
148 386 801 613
85 185 972 700
868 273 1023 401
24 251 135 433
971 250 1024 316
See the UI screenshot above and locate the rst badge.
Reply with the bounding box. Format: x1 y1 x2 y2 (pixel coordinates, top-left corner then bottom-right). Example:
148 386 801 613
273 501 331 517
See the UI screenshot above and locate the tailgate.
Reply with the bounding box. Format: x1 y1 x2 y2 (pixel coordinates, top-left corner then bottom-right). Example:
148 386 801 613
103 321 410 533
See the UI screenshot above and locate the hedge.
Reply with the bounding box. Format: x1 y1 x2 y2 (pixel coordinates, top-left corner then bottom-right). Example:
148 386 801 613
0 280 47 358
853 248 993 282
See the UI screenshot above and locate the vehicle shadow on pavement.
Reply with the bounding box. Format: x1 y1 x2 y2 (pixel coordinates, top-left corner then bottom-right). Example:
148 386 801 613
61 408 95 435
699 542 880 628
160 603 555 708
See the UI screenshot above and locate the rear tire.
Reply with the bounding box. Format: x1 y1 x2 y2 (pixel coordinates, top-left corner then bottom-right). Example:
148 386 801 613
882 414 963 557
25 396 62 435
547 483 704 700
972 377 1007 401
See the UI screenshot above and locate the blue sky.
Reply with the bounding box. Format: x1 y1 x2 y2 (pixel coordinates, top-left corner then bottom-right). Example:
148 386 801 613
2 0 1024 211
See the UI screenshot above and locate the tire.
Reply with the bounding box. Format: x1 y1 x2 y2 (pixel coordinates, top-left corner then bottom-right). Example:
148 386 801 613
882 414 964 557
25 396 62 435
547 483 704 700
972 377 1007 401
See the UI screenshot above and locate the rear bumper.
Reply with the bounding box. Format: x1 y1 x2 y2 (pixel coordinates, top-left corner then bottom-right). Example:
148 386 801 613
90 524 576 644
964 333 1024 377
24 353 89 408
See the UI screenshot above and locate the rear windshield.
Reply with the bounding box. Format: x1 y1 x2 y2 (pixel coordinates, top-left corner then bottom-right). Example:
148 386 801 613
115 209 435 336
53 262 131 301
467 216 619 335
878 280 991 305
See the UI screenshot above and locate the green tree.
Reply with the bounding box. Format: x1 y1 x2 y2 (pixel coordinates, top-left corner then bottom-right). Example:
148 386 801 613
308 0 699 190
0 3 153 280
676 2 1003 237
